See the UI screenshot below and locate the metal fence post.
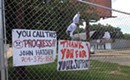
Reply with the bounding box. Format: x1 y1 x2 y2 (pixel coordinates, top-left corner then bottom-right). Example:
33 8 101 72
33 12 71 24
0 0 6 80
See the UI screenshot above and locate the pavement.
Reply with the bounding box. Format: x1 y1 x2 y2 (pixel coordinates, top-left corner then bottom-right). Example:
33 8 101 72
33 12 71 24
91 49 130 66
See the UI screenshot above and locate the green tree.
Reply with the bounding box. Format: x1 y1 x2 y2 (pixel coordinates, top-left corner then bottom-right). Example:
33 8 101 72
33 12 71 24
5 0 100 43
123 33 130 40
90 23 124 39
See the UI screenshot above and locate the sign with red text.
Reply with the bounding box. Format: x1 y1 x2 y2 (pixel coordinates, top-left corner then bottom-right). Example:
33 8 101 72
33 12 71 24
57 40 90 71
12 29 57 66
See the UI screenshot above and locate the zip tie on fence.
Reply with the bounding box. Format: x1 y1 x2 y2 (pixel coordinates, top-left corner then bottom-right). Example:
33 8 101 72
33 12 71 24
77 0 130 15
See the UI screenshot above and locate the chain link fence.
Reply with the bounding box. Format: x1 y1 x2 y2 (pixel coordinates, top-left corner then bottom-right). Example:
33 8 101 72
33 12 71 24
1 0 130 80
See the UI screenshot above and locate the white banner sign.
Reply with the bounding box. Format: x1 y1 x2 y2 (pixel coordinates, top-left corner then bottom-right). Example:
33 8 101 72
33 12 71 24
12 29 57 66
57 40 90 71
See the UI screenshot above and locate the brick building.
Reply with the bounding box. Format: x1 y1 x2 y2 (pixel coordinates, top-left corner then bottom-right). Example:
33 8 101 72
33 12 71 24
86 0 112 18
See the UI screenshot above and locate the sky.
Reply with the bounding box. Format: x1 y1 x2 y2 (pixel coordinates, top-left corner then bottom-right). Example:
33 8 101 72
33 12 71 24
95 0 130 34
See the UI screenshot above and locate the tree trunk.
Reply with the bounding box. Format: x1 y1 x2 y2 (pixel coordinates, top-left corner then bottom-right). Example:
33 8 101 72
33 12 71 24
86 20 90 41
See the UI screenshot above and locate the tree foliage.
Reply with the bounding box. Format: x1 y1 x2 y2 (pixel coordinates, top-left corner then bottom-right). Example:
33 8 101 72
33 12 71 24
123 33 130 40
5 0 100 43
76 23 124 39
90 23 124 39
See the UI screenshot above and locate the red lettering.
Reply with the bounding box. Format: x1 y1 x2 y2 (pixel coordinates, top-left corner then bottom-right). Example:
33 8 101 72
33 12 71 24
61 49 66 59
79 42 84 48
79 50 86 58
61 49 74 59
23 39 55 48
76 50 79 58
60 40 84 48
21 57 26 62
66 49 74 59
21 57 32 62
33 56 45 62
75 50 87 58
52 39 56 46
45 56 53 61
60 40 68 47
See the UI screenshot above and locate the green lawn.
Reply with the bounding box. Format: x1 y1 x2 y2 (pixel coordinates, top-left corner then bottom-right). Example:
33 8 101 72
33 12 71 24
8 58 130 80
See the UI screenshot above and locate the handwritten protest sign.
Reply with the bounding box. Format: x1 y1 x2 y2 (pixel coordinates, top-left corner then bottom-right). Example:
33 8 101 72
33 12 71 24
57 40 90 71
12 29 57 66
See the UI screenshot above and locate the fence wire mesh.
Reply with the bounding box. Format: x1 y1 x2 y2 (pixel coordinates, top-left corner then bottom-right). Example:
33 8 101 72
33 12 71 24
3 0 130 80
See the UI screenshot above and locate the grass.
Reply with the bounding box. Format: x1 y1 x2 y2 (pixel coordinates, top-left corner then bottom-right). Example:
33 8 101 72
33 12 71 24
8 57 130 80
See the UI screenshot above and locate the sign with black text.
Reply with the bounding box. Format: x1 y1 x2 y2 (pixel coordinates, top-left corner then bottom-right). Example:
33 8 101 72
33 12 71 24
12 29 57 66
57 40 90 71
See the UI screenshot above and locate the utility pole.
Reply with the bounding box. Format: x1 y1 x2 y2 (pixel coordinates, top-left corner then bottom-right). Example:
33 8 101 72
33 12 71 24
0 0 6 80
